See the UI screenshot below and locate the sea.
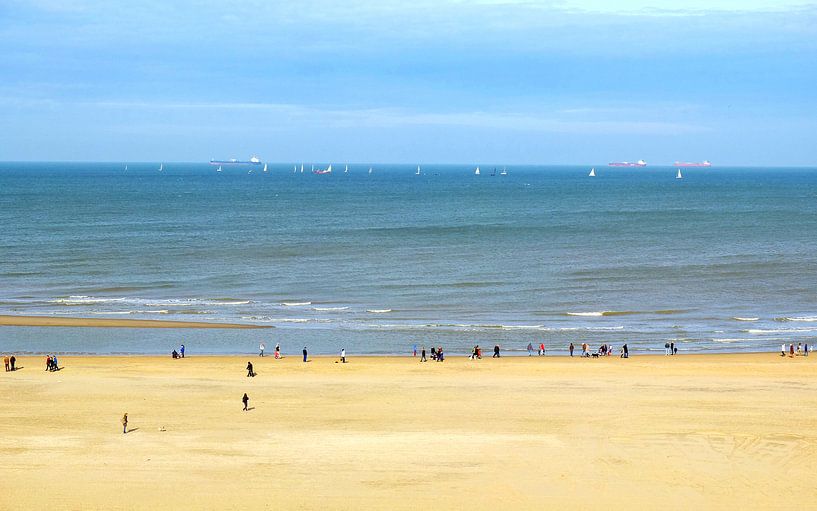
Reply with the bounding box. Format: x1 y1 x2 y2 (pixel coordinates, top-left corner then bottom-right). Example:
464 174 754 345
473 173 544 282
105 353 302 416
1 162 816 356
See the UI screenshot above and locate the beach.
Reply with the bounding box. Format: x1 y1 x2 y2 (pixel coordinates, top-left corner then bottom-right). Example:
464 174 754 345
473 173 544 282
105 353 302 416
2 353 815 510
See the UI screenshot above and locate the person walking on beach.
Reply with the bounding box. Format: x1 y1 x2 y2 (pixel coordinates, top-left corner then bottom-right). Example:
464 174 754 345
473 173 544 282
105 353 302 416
430 347 437 361
259 342 265 357
180 344 185 358
51 354 58 371
797 343 802 356
790 343 795 357
10 355 16 371
664 342 670 355
622 344 629 358
569 343 574 357
420 346 427 362
3 355 9 372
242 393 249 411
805 343 809 357
413 344 417 357
437 346 445 362
539 343 546 356
581 343 588 357
781 343 787 357
340 348 346 363
493 345 500 358
246 361 255 377
275 343 280 359
670 342 675 355
302 347 308 363
122 413 128 434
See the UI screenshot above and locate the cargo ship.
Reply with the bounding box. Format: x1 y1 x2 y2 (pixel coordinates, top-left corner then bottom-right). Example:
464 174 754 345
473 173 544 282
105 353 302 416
608 160 647 167
209 155 263 166
674 160 711 167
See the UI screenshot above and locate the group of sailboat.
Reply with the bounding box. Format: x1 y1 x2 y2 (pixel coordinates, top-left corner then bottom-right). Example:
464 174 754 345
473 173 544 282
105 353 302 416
587 167 683 179
471 165 508 176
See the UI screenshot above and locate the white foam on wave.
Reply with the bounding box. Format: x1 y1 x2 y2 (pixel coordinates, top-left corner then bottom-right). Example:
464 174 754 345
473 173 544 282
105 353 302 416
312 307 349 311
775 316 817 322
367 309 392 313
51 295 252 307
744 327 817 334
281 302 311 307
566 311 604 317
732 317 759 322
712 338 754 343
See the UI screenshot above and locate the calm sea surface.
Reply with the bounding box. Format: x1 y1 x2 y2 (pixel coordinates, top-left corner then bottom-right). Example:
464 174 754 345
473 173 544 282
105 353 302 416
1 162 816 355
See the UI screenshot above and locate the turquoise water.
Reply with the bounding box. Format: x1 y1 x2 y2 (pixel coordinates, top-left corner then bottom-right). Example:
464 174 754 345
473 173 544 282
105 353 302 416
1 162 816 355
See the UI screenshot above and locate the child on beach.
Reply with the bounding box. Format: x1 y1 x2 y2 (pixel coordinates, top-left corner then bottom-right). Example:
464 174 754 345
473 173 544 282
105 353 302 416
275 343 280 359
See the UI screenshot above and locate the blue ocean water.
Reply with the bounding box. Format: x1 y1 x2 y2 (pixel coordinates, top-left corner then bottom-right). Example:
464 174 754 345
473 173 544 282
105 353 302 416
1 162 816 355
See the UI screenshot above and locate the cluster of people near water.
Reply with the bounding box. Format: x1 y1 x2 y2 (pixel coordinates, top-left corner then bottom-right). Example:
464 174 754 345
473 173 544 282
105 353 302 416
44 354 60 371
782 343 809 357
3 354 17 371
171 344 185 359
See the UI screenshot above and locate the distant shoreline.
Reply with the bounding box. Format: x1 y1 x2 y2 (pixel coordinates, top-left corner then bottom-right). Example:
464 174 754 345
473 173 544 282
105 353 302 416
0 315 269 329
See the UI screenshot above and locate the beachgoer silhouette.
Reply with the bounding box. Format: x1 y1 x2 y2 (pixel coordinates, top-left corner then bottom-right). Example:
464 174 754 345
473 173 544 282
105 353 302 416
242 393 249 411
247 361 254 377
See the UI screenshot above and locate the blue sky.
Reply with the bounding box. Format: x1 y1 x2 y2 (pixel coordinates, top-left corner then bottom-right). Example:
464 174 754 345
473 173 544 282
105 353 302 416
1 0 815 165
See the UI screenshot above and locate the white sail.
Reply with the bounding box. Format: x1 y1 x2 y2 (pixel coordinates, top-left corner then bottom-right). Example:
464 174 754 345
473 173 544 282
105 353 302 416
300 164 304 173
589 168 595 177
344 164 349 174
124 165 128 171
248 168 253 174
368 167 373 174
475 166 480 175
263 163 268 172
293 165 297 173
217 165 222 172
676 169 683 179
158 163 163 172
416 165 421 175
500 166 507 176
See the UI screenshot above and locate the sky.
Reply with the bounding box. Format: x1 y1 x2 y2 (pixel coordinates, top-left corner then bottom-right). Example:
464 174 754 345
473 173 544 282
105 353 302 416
0 0 815 165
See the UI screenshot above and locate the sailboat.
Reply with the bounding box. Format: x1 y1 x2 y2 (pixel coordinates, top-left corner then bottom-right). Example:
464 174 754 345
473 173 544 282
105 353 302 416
158 163 163 172
313 164 332 175
124 165 128 172
500 166 508 176
344 164 349 174
416 165 421 176
216 165 222 172
588 167 596 177
300 164 304 173
293 165 297 173
676 169 683 179
263 163 268 173
368 167 373 175
248 168 253 174
474 166 480 176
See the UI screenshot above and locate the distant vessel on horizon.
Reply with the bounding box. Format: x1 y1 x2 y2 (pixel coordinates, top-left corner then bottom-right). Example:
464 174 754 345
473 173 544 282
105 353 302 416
313 164 332 175
676 169 683 179
589 167 596 177
209 156 262 166
608 160 647 167
158 163 163 172
475 166 480 176
416 165 421 176
675 160 711 167
500 167 507 176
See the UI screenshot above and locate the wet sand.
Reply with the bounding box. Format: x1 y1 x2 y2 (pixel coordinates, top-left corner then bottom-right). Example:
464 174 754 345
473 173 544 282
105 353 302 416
1 353 815 510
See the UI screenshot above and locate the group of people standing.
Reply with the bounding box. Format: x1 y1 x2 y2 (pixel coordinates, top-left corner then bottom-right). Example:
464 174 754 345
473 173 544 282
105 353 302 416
3 354 17 371
664 342 678 355
526 343 546 356
259 342 281 359
418 346 445 362
782 343 809 357
45 354 59 371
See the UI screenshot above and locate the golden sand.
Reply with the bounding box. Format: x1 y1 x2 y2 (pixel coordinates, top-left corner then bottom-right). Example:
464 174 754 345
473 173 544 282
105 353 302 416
0 314 268 329
1 354 815 510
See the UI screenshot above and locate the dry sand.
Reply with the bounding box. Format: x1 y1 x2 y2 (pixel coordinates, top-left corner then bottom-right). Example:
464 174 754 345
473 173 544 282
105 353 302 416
0 314 268 329
1 353 815 510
